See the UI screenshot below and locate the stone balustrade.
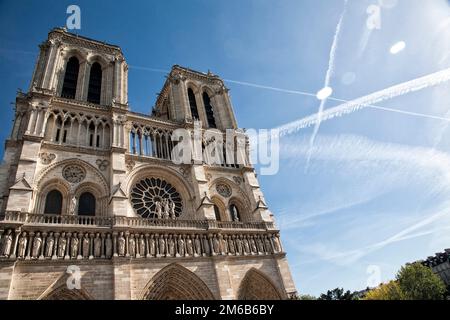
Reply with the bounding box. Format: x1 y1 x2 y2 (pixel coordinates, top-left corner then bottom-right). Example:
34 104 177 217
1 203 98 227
0 227 283 261
0 212 275 231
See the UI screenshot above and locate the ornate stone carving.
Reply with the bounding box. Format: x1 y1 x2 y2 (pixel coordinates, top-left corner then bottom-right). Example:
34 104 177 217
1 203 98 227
233 176 243 185
96 159 109 171
125 159 135 172
130 177 182 219
62 165 86 183
17 232 27 259
118 232 126 256
216 183 232 198
58 233 67 258
31 232 42 259
39 152 56 165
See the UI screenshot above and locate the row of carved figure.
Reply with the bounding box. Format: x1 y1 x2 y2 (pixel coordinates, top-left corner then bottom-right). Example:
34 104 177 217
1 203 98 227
0 229 283 260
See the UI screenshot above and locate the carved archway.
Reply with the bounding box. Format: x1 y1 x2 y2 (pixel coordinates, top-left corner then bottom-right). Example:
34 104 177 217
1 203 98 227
141 263 215 300
41 286 92 300
238 268 284 300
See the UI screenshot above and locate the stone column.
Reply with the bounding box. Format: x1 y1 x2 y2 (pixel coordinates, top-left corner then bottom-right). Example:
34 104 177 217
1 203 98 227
42 41 58 89
9 229 21 260
25 231 34 260
39 232 47 259
125 231 130 258
101 233 106 258
52 233 59 259
89 233 94 260
113 232 118 257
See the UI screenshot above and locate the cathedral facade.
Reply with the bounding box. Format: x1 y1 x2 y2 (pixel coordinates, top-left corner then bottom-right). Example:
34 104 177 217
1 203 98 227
0 28 296 300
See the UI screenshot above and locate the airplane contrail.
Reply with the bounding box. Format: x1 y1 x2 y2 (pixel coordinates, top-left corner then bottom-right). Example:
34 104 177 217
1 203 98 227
307 0 349 169
127 64 450 128
275 67 450 136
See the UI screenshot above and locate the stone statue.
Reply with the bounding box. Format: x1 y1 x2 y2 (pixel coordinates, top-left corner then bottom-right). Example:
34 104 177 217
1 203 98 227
243 236 250 254
82 234 90 258
228 236 236 255
118 232 126 256
186 235 193 256
236 236 243 255
194 235 201 257
94 233 102 258
272 235 281 253
139 235 146 257
155 201 162 219
105 234 113 258
169 201 176 219
250 236 257 254
129 234 136 257
31 232 42 259
167 235 175 257
213 235 220 255
158 235 165 256
69 196 77 215
58 233 67 258
256 236 264 254
202 235 210 256
1 230 13 257
222 235 229 255
218 234 226 255
70 234 79 258
177 235 185 257
264 236 272 254
163 199 170 219
149 234 156 257
231 205 240 222
17 232 27 259
46 232 54 258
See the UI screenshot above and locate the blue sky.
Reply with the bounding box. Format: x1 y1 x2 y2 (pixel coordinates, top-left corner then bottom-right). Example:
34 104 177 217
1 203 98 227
1 0 450 296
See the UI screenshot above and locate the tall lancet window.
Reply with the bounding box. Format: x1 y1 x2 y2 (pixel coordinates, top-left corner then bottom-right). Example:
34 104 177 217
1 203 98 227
87 62 102 104
202 92 217 128
188 88 199 120
61 57 80 99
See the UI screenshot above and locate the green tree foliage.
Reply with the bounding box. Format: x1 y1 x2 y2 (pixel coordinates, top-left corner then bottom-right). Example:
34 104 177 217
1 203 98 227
364 281 404 300
396 263 446 300
365 263 446 300
318 288 355 300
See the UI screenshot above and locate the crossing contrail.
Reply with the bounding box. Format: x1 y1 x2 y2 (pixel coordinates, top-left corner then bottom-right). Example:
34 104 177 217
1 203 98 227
307 0 349 170
275 67 450 136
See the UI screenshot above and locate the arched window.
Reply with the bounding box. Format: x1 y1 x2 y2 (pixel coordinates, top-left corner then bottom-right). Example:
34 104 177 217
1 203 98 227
229 204 241 222
44 190 63 214
202 92 216 128
87 62 102 104
213 204 221 221
188 88 199 120
61 57 79 99
78 192 96 216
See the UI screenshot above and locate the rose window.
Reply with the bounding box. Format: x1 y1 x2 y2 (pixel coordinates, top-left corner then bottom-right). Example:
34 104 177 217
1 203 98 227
130 177 183 218
62 165 86 183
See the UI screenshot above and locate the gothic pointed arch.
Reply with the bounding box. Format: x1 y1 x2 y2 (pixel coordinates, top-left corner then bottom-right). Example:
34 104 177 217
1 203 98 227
38 272 94 300
41 286 93 300
238 268 284 300
87 62 102 104
141 263 215 300
61 56 80 99
187 87 200 120
202 91 217 128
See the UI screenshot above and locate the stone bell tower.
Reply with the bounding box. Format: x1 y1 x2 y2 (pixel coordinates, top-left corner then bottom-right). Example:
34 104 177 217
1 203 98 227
0 28 296 300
